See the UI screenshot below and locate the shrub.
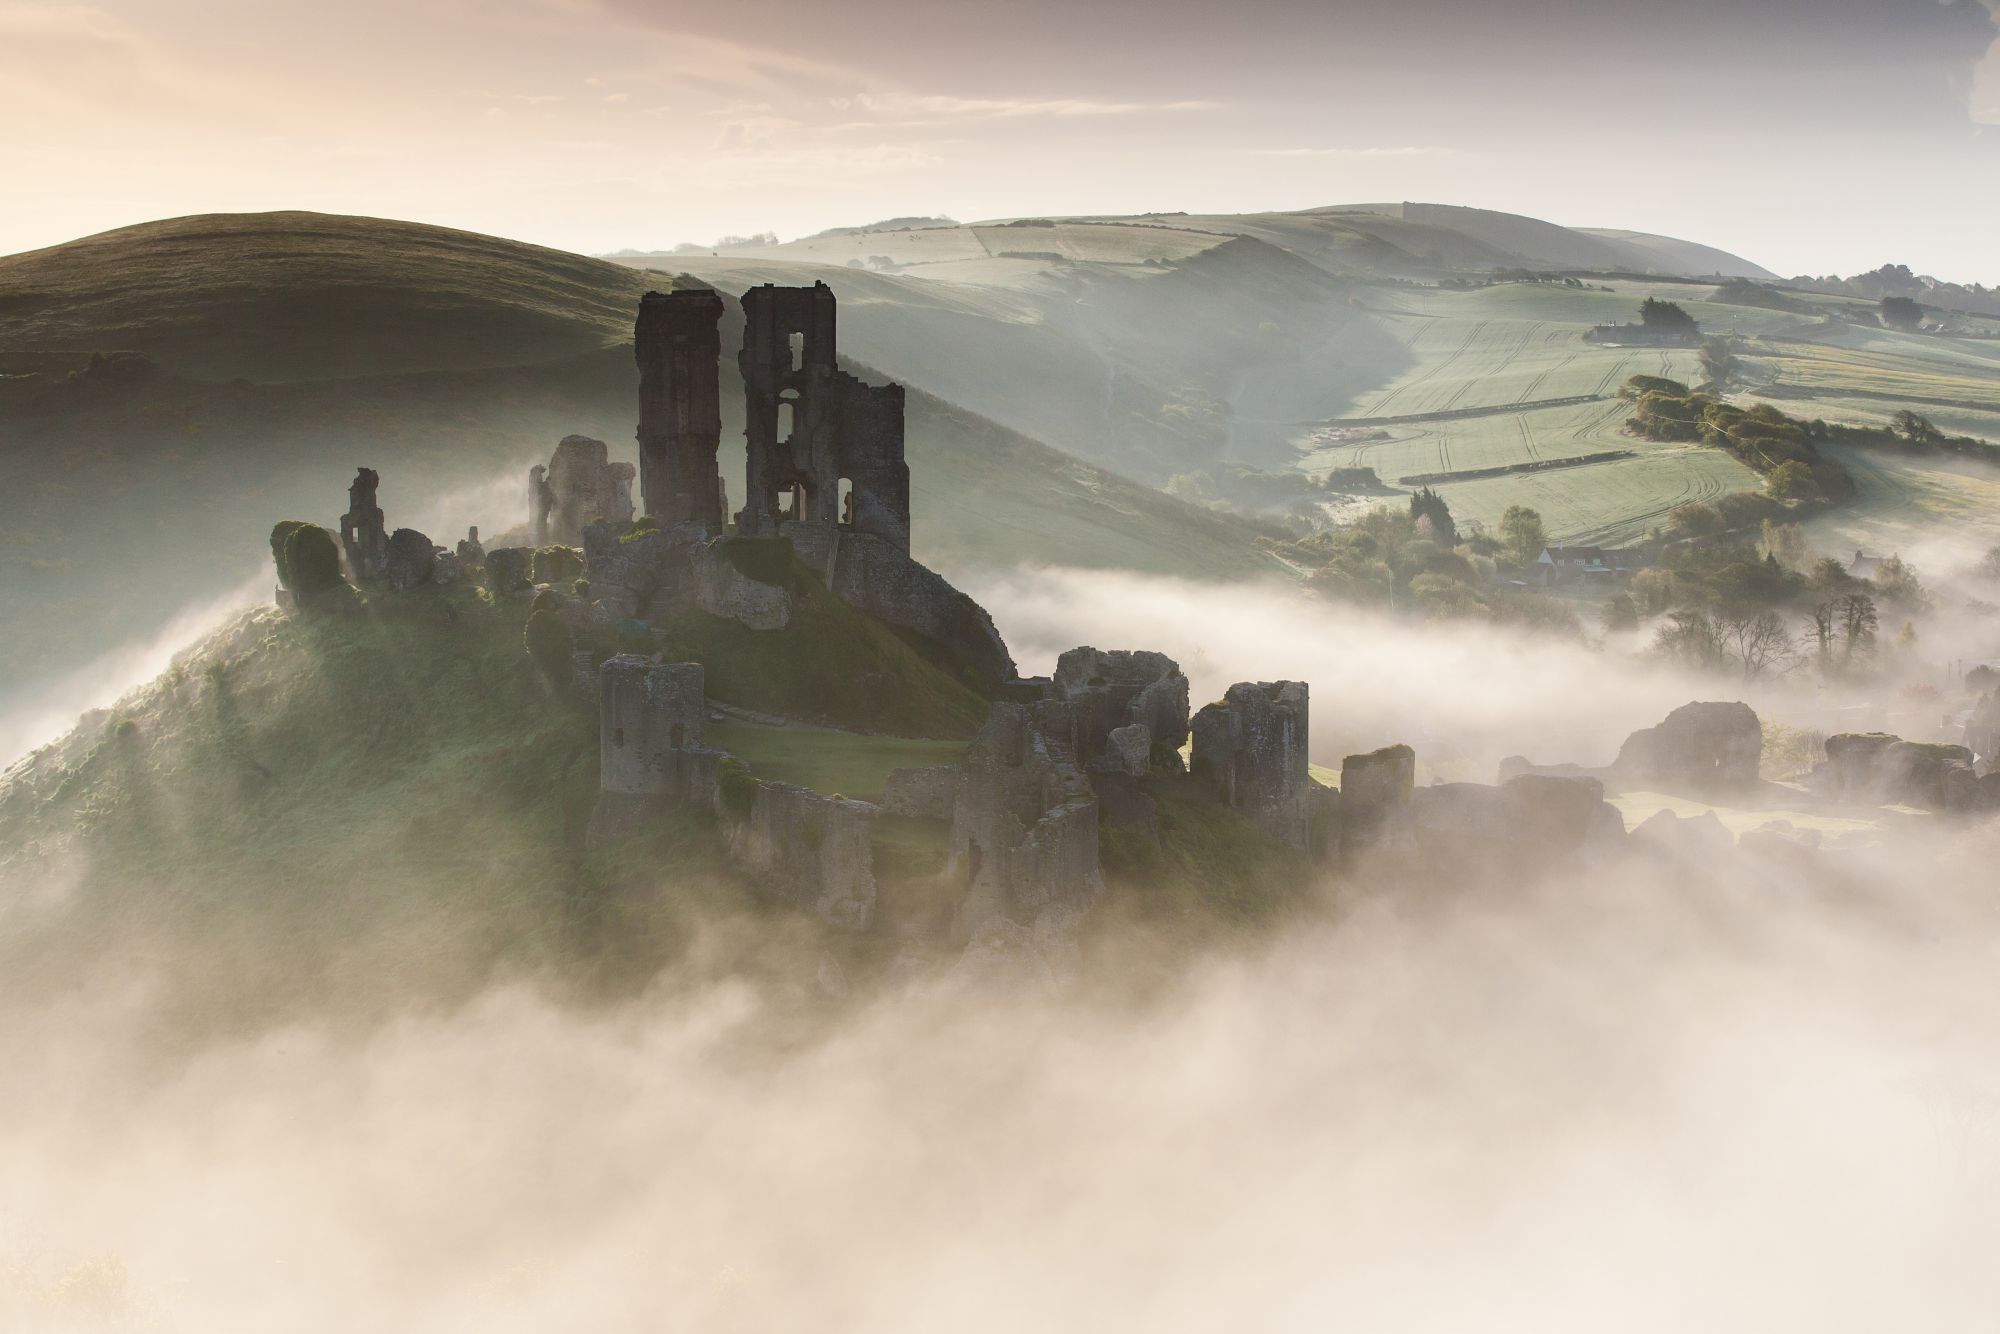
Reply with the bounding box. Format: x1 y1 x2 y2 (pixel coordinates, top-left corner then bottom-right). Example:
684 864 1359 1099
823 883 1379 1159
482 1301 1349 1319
1621 374 1690 400
282 524 344 595
531 546 584 585
1766 460 1822 502
718 757 757 818
523 608 575 684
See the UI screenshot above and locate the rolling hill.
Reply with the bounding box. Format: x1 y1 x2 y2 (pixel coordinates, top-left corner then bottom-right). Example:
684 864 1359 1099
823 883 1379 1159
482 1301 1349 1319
9 202 2000 755
0 212 1283 719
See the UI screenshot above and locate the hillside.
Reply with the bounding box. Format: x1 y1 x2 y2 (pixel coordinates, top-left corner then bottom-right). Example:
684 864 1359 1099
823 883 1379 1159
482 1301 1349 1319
0 212 647 381
0 212 1281 722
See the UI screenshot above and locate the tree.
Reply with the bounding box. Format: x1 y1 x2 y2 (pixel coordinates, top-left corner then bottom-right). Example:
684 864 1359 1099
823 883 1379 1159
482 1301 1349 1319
1407 486 1459 548
1718 609 1797 680
1667 502 1726 541
1880 295 1924 331
1870 554 1927 611
1765 460 1822 502
1498 505 1546 566
1654 609 1727 671
1640 298 1699 334
1760 519 1810 569
1804 601 1836 671
1837 592 1879 669
524 608 576 685
1602 593 1639 633
1890 410 1939 446
1697 336 1740 389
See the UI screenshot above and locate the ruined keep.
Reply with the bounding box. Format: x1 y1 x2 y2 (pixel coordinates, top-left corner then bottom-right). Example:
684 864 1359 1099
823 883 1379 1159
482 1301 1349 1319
530 435 635 546
1191 681 1313 851
620 281 1011 687
635 287 728 529
632 281 910 549
340 467 387 580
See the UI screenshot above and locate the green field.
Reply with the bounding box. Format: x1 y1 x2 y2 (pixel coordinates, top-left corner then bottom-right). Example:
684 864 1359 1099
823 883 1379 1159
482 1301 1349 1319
704 721 966 802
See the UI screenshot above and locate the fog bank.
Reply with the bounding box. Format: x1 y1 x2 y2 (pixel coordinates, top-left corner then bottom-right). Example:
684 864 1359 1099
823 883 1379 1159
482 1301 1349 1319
8 833 2000 1331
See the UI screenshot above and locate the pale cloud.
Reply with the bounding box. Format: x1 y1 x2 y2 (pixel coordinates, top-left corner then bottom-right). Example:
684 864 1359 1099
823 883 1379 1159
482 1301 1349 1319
840 91 1219 121
1251 145 1458 158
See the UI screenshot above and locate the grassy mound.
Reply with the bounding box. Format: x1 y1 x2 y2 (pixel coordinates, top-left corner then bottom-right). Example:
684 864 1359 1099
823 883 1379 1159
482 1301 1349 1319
0 583 761 1027
702 720 965 802
654 539 989 740
1099 775 1316 926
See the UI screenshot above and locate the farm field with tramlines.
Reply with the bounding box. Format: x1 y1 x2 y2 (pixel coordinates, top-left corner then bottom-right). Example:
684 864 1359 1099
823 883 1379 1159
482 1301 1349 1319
1264 277 2000 550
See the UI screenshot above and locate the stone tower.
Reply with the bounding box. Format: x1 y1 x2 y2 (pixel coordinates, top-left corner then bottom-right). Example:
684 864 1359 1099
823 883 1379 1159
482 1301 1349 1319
634 288 726 529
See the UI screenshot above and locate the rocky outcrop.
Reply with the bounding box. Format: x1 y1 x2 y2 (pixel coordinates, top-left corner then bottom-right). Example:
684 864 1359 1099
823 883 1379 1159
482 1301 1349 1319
1812 733 1988 812
1191 681 1312 851
1408 774 1623 878
1629 808 1735 860
383 528 436 590
949 702 1102 932
1614 702 1761 790
1966 691 2000 773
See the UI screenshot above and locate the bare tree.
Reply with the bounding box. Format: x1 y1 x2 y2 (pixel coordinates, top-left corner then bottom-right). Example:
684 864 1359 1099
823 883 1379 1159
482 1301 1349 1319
1653 609 1727 672
1804 601 1836 672
1718 609 1798 680
1838 592 1879 669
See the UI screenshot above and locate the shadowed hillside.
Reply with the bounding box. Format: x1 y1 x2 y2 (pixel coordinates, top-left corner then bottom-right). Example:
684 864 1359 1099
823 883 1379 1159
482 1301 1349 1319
0 212 1281 721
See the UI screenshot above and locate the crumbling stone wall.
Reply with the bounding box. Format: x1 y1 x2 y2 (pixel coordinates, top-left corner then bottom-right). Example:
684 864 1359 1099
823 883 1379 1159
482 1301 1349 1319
732 782 879 930
530 436 635 546
598 656 707 796
949 701 1102 931
1191 681 1312 850
1052 647 1189 773
882 765 961 819
340 467 387 580
1338 743 1415 855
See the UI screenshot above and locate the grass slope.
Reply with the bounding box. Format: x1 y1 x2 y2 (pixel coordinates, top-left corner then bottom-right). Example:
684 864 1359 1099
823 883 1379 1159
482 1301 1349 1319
0 212 1278 711
0 211 650 381
0 583 764 1025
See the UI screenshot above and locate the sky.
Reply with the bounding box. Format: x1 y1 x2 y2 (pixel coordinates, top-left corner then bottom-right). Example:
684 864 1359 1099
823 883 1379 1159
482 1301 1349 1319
3 0 1999 279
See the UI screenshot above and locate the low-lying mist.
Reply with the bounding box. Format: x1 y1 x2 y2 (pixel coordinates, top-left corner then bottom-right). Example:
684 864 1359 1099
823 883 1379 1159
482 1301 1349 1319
8 827 2000 1331
971 568 1740 776
9 561 2000 1329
